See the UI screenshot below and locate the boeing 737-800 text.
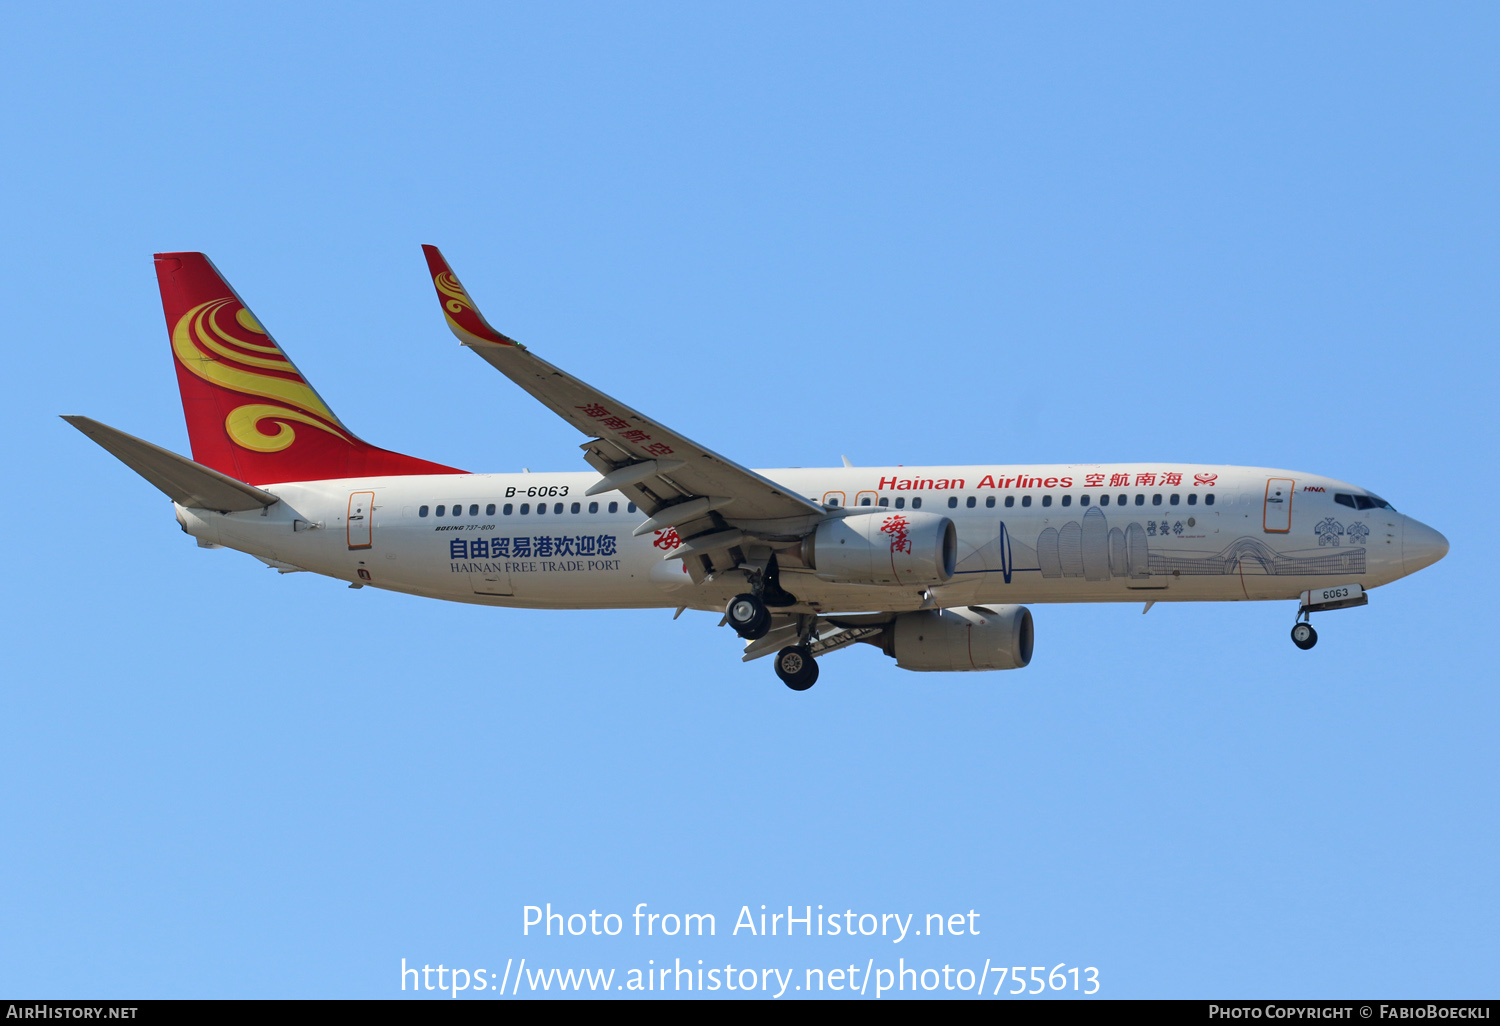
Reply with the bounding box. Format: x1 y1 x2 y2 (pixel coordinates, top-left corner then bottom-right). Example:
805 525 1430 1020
66 249 1449 690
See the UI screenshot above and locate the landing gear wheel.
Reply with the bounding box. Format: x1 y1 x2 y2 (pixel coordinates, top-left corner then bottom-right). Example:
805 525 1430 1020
1291 622 1318 650
726 593 771 640
774 645 819 691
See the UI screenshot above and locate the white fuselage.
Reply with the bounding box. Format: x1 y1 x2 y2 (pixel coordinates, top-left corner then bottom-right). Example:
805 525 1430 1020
175 462 1433 615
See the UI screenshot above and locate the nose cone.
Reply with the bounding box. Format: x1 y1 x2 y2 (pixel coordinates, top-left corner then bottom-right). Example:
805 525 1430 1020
1402 517 1449 575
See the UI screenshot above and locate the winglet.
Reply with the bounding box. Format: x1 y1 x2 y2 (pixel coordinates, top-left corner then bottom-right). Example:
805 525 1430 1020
421 245 524 349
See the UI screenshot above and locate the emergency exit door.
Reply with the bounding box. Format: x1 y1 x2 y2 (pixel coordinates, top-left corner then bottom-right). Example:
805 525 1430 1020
1263 479 1294 533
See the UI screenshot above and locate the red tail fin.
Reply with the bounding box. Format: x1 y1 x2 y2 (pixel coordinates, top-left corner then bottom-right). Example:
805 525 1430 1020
155 252 464 485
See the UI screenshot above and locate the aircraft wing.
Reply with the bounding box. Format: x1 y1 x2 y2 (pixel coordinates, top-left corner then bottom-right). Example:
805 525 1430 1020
421 246 824 551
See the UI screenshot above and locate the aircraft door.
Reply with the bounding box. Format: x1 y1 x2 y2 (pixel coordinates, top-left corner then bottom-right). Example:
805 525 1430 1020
1263 478 1294 533
347 491 374 549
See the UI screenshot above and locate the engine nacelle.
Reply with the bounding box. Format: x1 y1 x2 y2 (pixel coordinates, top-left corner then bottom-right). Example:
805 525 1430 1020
801 511 957 586
891 605 1034 672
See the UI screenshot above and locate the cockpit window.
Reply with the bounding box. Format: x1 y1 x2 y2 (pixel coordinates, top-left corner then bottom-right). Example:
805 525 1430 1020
1336 492 1396 511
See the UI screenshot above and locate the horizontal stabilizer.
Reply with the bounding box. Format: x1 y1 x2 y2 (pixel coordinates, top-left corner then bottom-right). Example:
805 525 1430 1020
62 415 279 512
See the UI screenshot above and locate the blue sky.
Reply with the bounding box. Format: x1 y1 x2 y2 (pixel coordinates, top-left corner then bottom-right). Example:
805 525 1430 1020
1 2 1495 999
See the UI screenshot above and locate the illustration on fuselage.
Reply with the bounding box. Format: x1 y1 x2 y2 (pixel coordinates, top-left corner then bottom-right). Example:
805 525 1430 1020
961 505 1368 583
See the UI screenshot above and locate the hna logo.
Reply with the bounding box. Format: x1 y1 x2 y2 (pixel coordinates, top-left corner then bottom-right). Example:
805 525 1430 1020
1303 486 1326 492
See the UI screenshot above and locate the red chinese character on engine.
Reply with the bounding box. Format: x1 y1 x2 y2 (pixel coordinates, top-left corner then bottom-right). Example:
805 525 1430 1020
880 514 911 554
653 528 682 551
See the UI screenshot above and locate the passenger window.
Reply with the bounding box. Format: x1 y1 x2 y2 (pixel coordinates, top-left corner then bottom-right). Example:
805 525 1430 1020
828 497 840 507
436 505 445 517
948 496 958 509
1004 496 1014 508
1041 495 1052 507
486 503 496 516
503 504 513 515
1022 496 1032 507
469 504 478 516
419 505 429 517
1117 494 1127 505
912 497 923 509
555 503 564 514
878 497 889 507
966 496 976 508
520 503 529 514
1132 494 1143 506
895 497 906 509
985 496 995 508
627 503 636 513
1080 495 1090 507
1187 494 1198 506
860 497 871 506
1100 494 1110 506
1151 494 1162 506
1169 494 1180 506
537 503 546 515
1205 493 1216 506
609 502 619 513
1061 495 1072 507
588 501 598 514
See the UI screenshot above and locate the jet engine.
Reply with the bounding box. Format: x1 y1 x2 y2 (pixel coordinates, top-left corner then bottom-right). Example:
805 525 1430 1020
800 511 957 587
889 605 1034 672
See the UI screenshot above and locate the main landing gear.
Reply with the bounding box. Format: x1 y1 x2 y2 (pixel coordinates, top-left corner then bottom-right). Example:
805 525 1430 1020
726 594 822 691
725 558 819 690
1290 615 1318 651
774 644 819 691
726 593 772 640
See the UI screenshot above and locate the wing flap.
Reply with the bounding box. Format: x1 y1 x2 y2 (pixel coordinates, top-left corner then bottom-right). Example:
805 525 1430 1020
741 618 887 662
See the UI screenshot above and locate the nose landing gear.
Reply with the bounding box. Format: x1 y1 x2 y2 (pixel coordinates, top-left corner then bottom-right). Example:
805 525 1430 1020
1289 584 1366 650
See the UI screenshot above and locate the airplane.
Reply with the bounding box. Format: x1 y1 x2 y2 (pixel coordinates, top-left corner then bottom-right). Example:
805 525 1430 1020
65 248 1450 691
